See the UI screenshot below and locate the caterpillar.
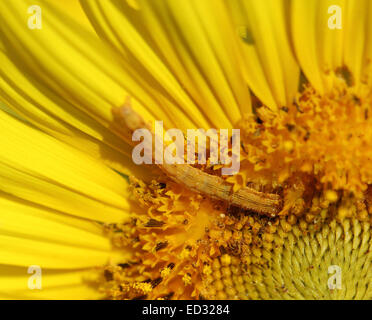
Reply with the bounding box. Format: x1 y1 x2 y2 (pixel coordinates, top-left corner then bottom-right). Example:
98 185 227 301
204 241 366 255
116 103 282 217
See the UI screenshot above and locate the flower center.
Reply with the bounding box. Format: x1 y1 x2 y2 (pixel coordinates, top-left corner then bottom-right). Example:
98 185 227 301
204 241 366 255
204 218 371 300
98 79 372 300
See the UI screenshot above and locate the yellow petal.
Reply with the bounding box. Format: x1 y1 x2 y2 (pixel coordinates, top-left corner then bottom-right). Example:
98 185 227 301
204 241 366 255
0 195 126 269
53 0 95 31
291 0 329 93
227 0 300 110
0 234 120 269
0 0 173 171
0 49 144 179
0 267 103 299
0 1 127 125
0 194 110 251
0 110 129 223
364 2 372 86
291 0 370 91
343 0 371 87
82 0 250 128
0 193 130 299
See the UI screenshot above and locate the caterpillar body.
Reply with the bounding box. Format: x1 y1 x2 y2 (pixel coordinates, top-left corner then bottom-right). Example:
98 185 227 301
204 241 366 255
117 104 282 216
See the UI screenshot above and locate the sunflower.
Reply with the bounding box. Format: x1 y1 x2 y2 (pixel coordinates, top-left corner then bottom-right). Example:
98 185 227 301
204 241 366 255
0 0 371 300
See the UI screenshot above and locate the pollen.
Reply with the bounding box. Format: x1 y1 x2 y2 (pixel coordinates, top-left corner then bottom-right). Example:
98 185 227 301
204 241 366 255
160 266 172 278
182 273 192 286
220 254 231 266
325 190 338 203
238 79 372 199
283 140 294 152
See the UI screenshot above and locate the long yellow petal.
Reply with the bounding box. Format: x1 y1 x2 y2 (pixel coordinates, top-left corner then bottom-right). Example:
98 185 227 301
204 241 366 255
291 0 328 93
0 195 127 268
343 0 371 88
0 234 121 269
0 49 145 179
227 0 300 110
0 0 175 170
53 0 95 31
0 110 130 223
82 0 250 128
0 267 102 299
141 0 251 123
365 1 372 87
0 194 110 251
291 0 370 91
